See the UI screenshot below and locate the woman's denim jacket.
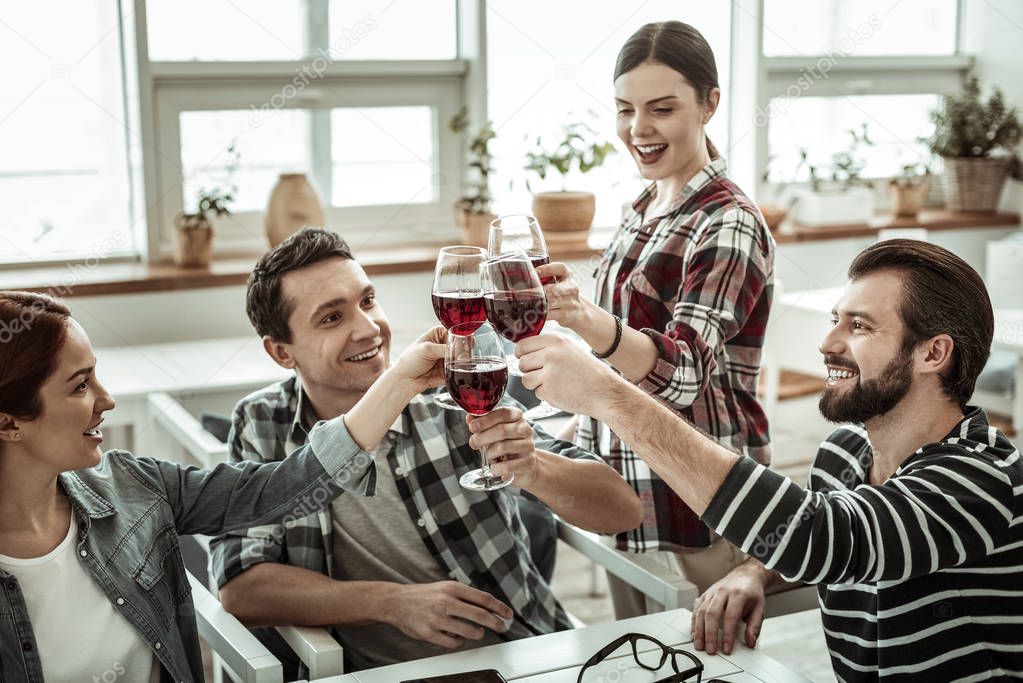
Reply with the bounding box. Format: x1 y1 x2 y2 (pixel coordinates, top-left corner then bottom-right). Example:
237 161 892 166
0 416 375 682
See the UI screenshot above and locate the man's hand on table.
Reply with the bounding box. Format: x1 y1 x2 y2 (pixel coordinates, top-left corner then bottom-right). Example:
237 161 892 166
691 559 770 655
380 581 514 650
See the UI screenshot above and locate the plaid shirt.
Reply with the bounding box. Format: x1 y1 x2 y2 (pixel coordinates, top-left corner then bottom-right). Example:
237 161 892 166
209 376 600 640
579 157 775 553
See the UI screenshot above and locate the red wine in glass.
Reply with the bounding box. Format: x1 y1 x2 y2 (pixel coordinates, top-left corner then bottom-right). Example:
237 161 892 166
445 358 509 415
484 291 547 342
431 291 485 334
527 251 554 285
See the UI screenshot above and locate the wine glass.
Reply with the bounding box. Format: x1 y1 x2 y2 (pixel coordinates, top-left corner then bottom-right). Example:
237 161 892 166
431 246 487 410
488 214 554 285
481 251 547 380
446 322 512 491
488 216 561 419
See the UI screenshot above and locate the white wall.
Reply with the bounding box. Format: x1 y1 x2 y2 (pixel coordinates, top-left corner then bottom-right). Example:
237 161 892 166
963 0 1023 214
77 261 599 349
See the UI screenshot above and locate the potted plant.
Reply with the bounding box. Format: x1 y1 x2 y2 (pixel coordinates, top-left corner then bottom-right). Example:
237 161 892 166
524 120 616 236
923 75 1022 213
786 124 876 226
758 154 790 231
175 145 239 267
450 108 496 246
888 162 932 217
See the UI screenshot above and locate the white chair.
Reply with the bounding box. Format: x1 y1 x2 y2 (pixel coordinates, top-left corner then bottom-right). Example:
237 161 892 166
147 392 346 679
188 572 282 683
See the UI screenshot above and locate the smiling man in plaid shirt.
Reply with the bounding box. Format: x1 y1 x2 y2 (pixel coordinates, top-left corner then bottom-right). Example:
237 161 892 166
208 228 641 673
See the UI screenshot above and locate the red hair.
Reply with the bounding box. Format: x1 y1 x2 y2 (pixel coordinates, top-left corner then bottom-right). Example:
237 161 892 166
0 291 72 420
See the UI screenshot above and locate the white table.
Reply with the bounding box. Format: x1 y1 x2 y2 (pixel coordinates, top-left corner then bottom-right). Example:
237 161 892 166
315 609 811 682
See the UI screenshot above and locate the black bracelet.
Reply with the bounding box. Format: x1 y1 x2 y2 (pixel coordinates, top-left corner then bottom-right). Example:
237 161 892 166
593 314 623 359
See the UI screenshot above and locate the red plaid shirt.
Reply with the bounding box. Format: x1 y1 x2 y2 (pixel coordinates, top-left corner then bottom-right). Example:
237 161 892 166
578 158 775 553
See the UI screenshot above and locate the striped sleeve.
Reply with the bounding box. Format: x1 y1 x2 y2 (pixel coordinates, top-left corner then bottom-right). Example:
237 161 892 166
701 451 1016 584
637 206 771 409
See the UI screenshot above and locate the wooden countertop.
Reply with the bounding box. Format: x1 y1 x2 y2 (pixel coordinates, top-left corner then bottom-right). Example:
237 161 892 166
773 209 1019 244
8 238 607 298
5 210 1017 297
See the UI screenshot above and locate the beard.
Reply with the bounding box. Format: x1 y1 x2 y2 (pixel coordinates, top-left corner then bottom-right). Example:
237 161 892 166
819 347 915 424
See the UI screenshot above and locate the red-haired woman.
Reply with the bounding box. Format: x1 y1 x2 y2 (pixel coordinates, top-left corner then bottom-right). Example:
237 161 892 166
0 291 445 681
539 21 775 616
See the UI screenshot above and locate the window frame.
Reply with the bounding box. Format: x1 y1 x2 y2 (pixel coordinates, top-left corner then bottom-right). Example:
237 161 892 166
135 0 475 260
150 61 467 257
749 0 972 201
0 0 984 269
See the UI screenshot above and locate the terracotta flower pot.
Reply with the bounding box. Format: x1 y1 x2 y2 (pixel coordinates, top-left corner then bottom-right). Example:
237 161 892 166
173 216 213 268
531 191 596 232
265 173 326 247
455 209 495 247
757 204 788 231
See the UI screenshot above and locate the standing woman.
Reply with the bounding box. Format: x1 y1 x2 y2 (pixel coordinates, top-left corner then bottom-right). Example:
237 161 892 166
540 21 775 616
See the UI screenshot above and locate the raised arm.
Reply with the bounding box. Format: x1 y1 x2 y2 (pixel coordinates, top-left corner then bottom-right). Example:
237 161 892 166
465 406 642 534
517 334 1017 585
137 328 448 536
540 206 772 408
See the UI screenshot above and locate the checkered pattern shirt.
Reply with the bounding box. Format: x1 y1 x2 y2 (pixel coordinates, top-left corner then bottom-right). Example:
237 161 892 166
579 157 775 553
209 376 600 638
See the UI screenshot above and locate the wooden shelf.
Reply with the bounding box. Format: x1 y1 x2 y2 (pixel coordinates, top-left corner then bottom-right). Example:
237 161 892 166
7 238 606 298
5 210 1017 297
773 209 1019 244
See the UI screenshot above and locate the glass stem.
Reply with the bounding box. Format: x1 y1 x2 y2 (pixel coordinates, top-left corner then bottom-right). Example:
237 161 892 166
479 444 494 479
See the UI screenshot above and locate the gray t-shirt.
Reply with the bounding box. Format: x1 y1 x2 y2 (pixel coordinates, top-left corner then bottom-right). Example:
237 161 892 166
330 431 505 669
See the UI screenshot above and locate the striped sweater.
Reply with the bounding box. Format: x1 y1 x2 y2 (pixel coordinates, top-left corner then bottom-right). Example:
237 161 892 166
702 407 1023 682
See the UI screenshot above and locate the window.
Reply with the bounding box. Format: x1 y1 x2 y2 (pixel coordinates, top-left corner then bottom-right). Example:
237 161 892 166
486 1 732 229
762 0 958 57
0 1 140 264
148 1 465 257
328 1 457 60
757 0 968 198
767 95 939 182
146 0 306 61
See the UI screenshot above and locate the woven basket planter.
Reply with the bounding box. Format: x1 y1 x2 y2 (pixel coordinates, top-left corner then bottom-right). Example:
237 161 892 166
941 156 1010 212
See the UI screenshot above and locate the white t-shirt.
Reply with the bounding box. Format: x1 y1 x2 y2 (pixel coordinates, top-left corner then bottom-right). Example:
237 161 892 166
0 514 161 683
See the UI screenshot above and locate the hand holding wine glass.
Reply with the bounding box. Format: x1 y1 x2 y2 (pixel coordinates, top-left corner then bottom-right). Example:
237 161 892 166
466 406 539 488
446 322 512 491
534 261 591 329
390 325 448 393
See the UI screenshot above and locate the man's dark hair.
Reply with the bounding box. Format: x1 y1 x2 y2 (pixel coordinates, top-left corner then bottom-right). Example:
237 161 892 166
848 239 993 408
246 227 353 342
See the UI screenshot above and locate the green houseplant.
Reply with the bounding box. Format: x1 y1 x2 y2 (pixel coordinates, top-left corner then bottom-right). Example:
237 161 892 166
524 120 616 234
923 76 1022 212
450 108 496 246
765 125 877 227
175 144 239 267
